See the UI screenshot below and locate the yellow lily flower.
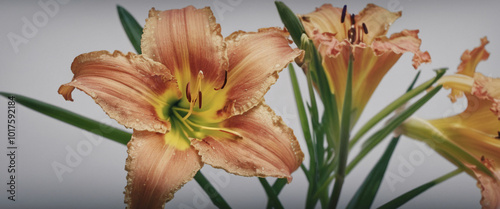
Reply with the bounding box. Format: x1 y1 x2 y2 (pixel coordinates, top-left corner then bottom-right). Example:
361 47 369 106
298 4 431 122
58 6 304 208
400 37 500 209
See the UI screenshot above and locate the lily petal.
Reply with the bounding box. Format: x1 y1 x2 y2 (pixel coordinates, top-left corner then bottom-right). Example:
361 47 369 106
469 157 500 209
222 28 302 116
191 103 303 182
125 131 203 209
58 50 181 133
449 37 490 101
357 4 401 44
141 6 228 91
300 4 352 42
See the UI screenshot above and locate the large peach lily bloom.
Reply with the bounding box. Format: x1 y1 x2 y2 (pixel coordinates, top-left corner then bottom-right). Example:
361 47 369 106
58 6 303 208
298 4 431 122
399 38 500 209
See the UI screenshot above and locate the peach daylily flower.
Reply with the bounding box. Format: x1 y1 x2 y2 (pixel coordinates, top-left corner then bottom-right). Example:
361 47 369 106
400 38 500 209
298 4 431 122
58 6 303 208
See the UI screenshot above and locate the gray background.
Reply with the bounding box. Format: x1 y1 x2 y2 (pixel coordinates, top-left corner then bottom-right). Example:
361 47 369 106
1 0 499 208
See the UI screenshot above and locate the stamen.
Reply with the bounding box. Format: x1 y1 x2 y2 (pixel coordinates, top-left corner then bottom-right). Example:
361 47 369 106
214 71 228 90
341 5 347 23
186 82 191 103
198 91 202 109
348 28 356 44
350 13 355 26
495 131 500 139
362 23 368 34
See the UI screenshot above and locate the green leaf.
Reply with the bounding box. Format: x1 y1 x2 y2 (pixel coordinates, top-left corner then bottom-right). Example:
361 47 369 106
259 178 284 209
195 172 231 209
378 168 462 209
265 178 287 209
346 71 422 209
0 92 131 145
0 92 231 208
349 68 446 150
275 1 305 48
117 5 143 54
346 136 400 209
289 64 314 172
347 85 443 174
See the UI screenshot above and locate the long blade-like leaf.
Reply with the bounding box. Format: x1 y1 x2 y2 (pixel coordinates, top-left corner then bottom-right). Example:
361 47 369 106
378 169 462 209
259 178 284 209
346 71 422 208
349 68 446 149
346 136 400 209
346 85 443 174
117 5 143 54
0 92 131 144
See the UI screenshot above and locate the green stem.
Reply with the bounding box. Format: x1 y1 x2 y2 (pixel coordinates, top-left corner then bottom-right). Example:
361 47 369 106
329 49 354 209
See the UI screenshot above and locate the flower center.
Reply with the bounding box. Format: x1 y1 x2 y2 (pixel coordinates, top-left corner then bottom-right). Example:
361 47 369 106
160 70 240 147
340 5 369 44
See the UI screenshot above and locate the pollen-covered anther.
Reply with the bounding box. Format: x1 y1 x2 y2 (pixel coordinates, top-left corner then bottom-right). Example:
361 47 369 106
341 5 347 23
362 23 368 34
214 71 228 90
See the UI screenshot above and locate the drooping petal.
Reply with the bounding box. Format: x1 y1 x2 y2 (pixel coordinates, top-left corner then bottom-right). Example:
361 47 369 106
371 29 431 69
449 37 490 101
125 131 203 209
300 4 352 42
458 37 490 76
191 103 303 182
469 157 500 209
58 50 181 133
141 6 228 92
221 28 302 116
356 4 401 44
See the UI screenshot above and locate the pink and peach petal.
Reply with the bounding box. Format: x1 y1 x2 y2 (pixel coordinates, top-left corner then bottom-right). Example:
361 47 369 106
371 29 431 69
191 103 303 182
458 37 490 77
300 4 352 42
125 131 203 209
468 157 500 209
141 7 228 89
222 28 302 116
58 50 181 133
357 4 401 44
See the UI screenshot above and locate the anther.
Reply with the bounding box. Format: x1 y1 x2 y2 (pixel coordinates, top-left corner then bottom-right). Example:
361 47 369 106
341 5 347 23
495 131 500 139
481 155 485 161
214 71 228 90
362 23 368 34
198 91 202 109
350 14 355 26
186 83 192 103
